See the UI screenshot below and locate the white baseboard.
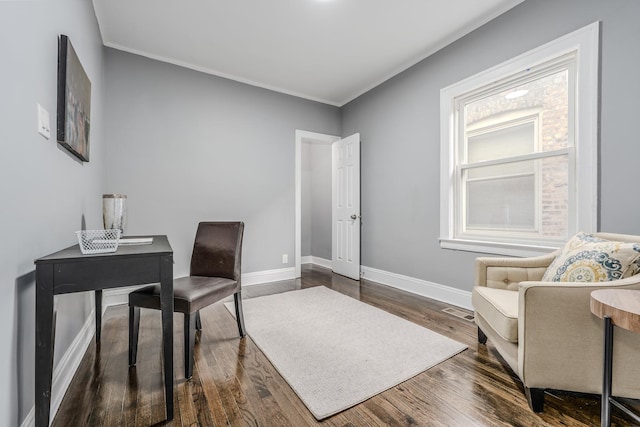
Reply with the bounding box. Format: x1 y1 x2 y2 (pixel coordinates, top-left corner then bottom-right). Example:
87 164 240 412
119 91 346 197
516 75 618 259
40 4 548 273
103 284 145 308
20 266 296 427
20 406 33 427
101 267 299 308
360 266 472 310
20 264 468 427
299 258 472 310
242 267 296 286
301 256 332 269
21 309 97 427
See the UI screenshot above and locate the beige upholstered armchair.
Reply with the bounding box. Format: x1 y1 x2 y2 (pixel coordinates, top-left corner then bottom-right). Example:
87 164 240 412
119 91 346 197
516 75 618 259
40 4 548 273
472 232 640 412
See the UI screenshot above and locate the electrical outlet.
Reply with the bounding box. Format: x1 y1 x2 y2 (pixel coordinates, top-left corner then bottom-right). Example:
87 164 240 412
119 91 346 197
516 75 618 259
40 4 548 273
37 104 50 139
282 254 288 264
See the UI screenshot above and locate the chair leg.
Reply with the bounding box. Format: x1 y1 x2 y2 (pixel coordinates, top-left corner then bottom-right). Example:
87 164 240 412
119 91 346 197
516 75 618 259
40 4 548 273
195 310 202 331
525 387 545 412
128 306 140 366
184 313 196 379
478 327 487 344
234 291 246 338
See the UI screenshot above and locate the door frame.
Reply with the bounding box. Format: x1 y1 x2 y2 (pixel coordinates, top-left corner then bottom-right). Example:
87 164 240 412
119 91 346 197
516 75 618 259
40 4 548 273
295 130 340 277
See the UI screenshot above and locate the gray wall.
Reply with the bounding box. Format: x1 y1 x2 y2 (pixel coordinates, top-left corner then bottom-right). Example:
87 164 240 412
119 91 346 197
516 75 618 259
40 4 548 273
301 141 332 260
0 0 106 424
342 0 640 292
104 49 341 277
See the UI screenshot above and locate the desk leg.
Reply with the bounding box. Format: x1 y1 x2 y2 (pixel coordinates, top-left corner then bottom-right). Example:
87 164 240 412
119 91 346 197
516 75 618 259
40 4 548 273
602 316 613 427
35 265 55 427
95 290 102 343
160 255 174 420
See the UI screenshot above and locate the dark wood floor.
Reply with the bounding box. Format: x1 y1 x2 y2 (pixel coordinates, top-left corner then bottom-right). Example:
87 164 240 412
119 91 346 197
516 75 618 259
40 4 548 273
53 264 636 426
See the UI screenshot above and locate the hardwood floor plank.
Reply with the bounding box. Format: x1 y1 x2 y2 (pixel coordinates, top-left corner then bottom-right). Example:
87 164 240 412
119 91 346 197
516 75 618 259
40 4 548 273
52 264 637 426
201 306 266 426
102 310 133 427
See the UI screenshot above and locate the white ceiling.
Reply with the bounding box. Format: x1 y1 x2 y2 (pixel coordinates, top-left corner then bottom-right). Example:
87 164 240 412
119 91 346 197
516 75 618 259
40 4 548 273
92 0 524 107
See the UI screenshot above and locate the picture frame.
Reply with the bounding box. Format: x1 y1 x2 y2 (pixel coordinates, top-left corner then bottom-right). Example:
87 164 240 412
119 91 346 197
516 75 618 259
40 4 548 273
57 34 91 162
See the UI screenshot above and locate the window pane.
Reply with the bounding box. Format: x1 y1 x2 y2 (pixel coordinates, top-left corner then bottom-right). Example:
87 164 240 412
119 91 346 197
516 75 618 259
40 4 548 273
539 155 569 239
464 69 569 159
468 122 534 163
463 155 569 237
467 175 535 230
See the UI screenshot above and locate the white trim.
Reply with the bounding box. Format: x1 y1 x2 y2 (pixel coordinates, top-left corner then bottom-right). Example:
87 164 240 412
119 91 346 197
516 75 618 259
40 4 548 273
101 1 525 108
21 310 97 427
337 0 526 106
241 267 297 286
301 256 332 270
20 408 32 427
20 265 298 426
101 268 300 309
104 43 342 107
299 258 472 310
295 130 340 279
102 284 146 308
440 22 600 256
461 147 571 170
439 238 556 257
361 266 472 311
20 262 467 427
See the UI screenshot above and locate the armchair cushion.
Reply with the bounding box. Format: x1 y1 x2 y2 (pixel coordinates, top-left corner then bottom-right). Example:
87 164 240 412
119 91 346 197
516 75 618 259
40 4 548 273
542 232 640 283
472 287 519 342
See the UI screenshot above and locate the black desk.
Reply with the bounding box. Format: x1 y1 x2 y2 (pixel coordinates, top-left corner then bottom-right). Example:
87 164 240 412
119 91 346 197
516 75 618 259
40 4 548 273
34 235 174 427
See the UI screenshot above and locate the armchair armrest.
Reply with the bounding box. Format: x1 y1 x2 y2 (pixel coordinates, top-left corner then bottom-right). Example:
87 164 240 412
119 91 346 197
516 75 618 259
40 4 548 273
517 276 640 396
475 252 558 290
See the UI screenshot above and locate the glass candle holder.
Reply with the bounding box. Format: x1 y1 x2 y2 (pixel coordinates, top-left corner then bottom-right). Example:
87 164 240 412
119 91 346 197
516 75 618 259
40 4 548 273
102 194 127 234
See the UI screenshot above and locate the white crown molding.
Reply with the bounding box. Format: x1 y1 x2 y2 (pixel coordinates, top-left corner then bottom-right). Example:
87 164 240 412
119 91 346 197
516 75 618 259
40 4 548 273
104 42 342 107
338 0 527 106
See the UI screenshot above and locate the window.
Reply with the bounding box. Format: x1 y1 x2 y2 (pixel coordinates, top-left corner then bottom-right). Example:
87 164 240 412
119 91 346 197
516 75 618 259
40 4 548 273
440 23 599 256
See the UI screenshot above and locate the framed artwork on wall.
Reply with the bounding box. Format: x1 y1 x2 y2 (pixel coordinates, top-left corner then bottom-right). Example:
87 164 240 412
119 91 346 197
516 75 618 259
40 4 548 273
57 34 91 162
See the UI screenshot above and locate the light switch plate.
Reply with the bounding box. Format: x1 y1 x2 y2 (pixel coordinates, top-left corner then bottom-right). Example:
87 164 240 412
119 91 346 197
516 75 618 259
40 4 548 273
37 104 50 139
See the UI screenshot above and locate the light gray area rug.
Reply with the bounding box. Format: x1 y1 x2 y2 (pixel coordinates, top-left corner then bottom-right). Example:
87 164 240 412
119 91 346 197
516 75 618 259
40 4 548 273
225 286 466 419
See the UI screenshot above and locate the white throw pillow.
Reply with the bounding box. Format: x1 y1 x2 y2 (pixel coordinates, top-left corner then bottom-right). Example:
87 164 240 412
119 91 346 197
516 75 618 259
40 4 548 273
542 232 640 282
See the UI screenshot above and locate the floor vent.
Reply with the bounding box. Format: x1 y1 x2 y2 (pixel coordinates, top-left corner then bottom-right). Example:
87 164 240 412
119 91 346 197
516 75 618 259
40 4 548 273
442 307 475 322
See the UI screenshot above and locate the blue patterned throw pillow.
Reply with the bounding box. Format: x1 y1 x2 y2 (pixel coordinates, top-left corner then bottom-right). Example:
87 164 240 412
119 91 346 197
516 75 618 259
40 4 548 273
542 232 640 282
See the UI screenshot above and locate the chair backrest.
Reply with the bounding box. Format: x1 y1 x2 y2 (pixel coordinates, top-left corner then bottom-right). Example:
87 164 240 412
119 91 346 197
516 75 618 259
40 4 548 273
189 222 244 282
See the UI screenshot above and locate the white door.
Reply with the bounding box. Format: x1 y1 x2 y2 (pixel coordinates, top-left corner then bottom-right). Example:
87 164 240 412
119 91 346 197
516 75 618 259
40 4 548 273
332 133 360 280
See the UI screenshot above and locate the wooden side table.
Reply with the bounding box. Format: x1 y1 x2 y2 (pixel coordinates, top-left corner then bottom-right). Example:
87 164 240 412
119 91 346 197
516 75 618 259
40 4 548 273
590 289 640 427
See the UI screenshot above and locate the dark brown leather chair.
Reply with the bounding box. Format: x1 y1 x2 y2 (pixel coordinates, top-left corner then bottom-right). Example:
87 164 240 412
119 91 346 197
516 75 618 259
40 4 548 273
128 221 246 379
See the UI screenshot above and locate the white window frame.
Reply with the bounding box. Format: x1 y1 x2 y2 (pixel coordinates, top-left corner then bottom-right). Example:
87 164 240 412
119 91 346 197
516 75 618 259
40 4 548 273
439 22 599 257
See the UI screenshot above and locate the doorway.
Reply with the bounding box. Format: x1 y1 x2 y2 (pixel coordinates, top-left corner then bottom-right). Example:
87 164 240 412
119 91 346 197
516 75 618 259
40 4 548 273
295 130 361 280
295 130 339 277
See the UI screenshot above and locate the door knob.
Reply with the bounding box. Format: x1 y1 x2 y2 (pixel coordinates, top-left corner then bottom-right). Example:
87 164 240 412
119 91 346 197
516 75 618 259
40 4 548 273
351 214 358 220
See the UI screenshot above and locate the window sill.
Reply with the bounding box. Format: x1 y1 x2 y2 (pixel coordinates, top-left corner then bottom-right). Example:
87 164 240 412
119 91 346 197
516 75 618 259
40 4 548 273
439 238 558 257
